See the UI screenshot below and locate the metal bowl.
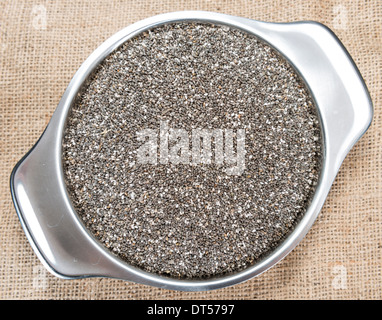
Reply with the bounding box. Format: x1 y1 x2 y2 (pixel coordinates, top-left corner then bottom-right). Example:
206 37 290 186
10 11 373 291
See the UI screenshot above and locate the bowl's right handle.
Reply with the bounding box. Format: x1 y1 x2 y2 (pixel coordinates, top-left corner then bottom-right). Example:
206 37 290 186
243 19 373 180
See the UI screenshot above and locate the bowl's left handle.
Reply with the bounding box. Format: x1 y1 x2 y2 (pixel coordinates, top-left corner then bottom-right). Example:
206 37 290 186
10 131 139 281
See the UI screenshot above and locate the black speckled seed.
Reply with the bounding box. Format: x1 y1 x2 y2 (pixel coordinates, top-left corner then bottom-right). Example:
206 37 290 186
62 22 322 279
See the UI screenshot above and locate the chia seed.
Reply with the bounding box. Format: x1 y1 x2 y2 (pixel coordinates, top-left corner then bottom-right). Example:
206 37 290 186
62 22 322 279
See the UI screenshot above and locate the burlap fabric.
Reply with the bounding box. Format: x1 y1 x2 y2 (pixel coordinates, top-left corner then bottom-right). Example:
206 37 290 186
0 0 381 300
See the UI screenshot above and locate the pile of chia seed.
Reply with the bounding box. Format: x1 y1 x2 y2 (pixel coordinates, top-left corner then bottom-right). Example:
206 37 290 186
62 22 322 278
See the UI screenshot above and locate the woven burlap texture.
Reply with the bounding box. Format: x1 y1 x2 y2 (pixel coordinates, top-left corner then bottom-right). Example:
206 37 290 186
1 0 381 299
